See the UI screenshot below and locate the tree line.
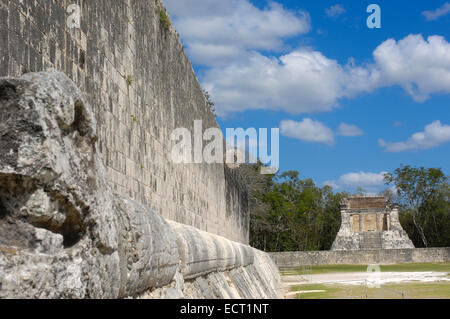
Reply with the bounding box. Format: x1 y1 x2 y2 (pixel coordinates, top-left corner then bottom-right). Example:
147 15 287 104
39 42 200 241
238 163 449 252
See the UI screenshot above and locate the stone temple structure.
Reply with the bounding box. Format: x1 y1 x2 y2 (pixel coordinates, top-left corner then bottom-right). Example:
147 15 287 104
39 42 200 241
332 196 414 251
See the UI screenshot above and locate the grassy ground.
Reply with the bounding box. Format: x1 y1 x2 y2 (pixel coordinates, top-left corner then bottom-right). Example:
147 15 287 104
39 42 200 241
289 282 450 299
282 262 450 275
284 262 450 299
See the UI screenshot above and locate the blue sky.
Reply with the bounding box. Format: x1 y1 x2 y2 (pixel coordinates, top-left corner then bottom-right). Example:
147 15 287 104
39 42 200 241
163 0 450 193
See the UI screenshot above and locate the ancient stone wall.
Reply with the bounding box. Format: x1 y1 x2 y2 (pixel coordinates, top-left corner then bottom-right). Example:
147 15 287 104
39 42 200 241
0 0 249 243
348 197 386 209
0 70 280 298
270 248 450 268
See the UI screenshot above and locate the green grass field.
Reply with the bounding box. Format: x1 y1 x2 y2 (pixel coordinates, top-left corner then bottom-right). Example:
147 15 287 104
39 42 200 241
289 282 450 299
283 262 450 299
282 262 450 275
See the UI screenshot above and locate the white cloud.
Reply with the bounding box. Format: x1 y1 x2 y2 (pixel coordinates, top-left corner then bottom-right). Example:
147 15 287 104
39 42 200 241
337 123 364 136
379 120 450 152
185 43 248 67
372 34 450 102
422 2 450 21
279 119 364 146
280 118 335 146
203 50 348 116
324 171 388 192
163 1 450 117
203 34 450 117
325 4 346 17
163 0 311 66
323 180 339 189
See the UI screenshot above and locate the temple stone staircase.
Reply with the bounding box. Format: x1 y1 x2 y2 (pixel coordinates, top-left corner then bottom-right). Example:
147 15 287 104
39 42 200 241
360 232 382 250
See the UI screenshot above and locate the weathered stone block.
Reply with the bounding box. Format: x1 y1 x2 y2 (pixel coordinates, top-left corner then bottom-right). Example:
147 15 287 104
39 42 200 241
0 0 250 244
0 70 178 298
270 248 450 268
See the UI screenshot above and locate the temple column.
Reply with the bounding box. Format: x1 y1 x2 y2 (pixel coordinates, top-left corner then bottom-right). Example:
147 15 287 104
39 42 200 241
359 213 363 232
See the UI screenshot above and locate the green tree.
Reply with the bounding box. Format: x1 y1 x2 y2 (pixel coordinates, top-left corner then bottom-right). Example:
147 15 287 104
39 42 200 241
239 164 344 252
241 163 449 251
384 165 448 247
202 89 215 115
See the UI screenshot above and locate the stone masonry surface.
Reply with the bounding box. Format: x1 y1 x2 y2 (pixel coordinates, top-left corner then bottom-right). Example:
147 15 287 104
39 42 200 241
0 70 281 298
270 248 450 269
0 0 249 244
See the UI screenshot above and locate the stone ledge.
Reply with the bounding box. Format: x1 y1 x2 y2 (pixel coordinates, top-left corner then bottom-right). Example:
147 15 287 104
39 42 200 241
0 70 280 299
270 248 450 269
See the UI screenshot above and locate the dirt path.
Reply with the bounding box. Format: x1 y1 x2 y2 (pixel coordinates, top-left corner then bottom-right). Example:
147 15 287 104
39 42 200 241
283 271 450 287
